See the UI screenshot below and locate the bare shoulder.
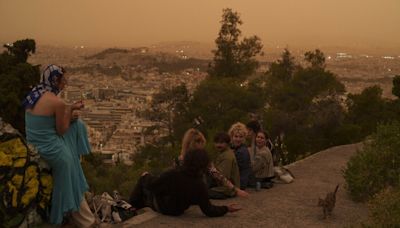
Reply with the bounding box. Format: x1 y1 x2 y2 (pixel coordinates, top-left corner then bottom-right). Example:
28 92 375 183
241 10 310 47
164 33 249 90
30 92 65 115
43 93 64 106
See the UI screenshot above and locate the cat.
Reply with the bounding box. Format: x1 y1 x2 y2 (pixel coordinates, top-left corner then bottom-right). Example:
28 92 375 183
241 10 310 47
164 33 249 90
318 184 339 219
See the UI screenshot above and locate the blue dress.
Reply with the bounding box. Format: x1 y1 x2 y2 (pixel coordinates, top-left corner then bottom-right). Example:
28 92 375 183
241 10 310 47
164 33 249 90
25 112 91 224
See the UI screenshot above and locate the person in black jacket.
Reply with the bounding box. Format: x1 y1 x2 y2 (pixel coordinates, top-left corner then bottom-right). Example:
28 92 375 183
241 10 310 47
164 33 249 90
129 148 241 217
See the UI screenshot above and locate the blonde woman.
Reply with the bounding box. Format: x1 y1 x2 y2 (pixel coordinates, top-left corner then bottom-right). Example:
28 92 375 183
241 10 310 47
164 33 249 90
175 128 249 198
228 122 252 190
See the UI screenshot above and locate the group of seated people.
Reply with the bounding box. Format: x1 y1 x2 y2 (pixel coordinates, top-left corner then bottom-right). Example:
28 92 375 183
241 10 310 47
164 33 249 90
129 120 276 218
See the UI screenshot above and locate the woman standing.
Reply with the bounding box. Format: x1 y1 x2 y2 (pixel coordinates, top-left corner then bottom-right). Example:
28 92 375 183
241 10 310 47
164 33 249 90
23 65 95 226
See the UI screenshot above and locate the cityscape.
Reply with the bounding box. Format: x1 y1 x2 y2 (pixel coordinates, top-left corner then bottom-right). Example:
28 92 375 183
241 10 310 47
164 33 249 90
27 42 400 165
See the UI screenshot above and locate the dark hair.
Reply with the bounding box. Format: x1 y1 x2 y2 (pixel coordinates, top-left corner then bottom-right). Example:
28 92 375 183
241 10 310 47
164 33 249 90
213 132 230 144
256 130 273 150
246 120 261 133
256 130 269 139
182 149 210 177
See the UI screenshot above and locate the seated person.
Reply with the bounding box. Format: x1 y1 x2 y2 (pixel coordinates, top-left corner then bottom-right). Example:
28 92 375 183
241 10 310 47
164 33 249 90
175 128 248 197
229 122 252 190
208 132 241 199
246 120 262 154
250 131 275 189
129 148 241 217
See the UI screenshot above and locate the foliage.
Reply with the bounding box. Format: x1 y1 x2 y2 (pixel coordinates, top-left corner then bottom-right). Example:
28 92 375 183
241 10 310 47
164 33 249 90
81 153 147 198
367 186 400 227
139 83 190 147
184 77 265 136
82 143 178 198
262 49 346 162
344 122 400 202
392 75 400 99
0 39 40 134
346 85 389 137
133 143 178 175
304 49 326 69
208 8 263 78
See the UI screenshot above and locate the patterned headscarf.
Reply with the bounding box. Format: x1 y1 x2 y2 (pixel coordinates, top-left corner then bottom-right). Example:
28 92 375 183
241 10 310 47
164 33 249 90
22 64 65 109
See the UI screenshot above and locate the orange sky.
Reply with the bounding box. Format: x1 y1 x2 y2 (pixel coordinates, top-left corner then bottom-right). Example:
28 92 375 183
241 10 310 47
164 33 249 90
1 0 399 49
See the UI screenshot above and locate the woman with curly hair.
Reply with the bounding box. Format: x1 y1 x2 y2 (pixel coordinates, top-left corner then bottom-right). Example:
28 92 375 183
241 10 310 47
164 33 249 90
229 122 252 190
175 128 248 198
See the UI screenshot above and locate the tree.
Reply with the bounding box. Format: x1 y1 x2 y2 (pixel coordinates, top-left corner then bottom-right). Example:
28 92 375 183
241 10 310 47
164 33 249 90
304 49 326 69
208 8 263 78
392 75 400 98
263 49 346 161
346 85 388 136
4 39 36 63
0 39 40 134
182 78 265 138
265 49 344 113
139 83 190 147
269 49 296 82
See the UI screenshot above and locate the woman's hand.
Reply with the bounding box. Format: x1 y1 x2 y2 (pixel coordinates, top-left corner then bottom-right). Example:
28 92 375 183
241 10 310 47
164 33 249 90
71 101 84 110
227 203 241 213
236 188 249 197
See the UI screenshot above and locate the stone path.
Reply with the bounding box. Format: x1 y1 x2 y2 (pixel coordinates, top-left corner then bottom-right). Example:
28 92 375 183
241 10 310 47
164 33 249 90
114 143 369 228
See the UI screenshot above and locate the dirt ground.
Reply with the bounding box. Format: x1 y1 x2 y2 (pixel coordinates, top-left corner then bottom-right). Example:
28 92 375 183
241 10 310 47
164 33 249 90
115 143 368 228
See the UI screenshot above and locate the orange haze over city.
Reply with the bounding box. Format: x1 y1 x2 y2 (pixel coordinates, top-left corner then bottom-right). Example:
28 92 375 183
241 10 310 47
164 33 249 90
1 0 399 51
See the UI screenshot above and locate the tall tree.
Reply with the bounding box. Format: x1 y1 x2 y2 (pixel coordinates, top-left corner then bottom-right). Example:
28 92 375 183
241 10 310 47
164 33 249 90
208 8 263 78
0 39 40 134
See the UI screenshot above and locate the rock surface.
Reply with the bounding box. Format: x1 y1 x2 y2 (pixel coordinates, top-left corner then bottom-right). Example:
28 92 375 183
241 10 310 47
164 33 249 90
115 143 368 228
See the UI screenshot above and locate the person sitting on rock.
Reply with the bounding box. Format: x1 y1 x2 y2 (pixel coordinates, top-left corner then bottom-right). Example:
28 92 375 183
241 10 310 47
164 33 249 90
23 65 95 227
229 122 252 190
246 120 262 154
175 128 248 198
249 130 275 189
129 148 241 217
208 132 241 199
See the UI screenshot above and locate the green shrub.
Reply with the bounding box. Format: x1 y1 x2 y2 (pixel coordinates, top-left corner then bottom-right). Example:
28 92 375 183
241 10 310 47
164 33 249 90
368 186 400 227
344 122 400 202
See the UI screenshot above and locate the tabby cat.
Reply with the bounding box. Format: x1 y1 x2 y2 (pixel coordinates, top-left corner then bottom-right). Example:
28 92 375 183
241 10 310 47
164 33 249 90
318 184 339 219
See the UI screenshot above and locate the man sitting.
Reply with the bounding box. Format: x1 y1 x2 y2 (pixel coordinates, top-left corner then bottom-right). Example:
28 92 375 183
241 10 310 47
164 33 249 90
208 132 241 199
129 148 241 217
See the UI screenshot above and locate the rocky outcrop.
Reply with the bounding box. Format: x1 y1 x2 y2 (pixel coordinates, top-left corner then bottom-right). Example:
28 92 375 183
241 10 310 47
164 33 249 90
116 143 368 228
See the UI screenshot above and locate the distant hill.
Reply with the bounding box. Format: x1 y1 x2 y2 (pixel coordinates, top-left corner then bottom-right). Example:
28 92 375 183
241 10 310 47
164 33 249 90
82 47 210 74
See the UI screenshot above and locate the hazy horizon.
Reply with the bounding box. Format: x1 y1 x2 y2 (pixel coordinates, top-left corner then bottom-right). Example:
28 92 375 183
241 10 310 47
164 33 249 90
1 0 399 51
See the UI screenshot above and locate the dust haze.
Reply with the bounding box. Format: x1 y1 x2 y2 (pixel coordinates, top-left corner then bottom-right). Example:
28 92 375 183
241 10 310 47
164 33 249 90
1 0 399 52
